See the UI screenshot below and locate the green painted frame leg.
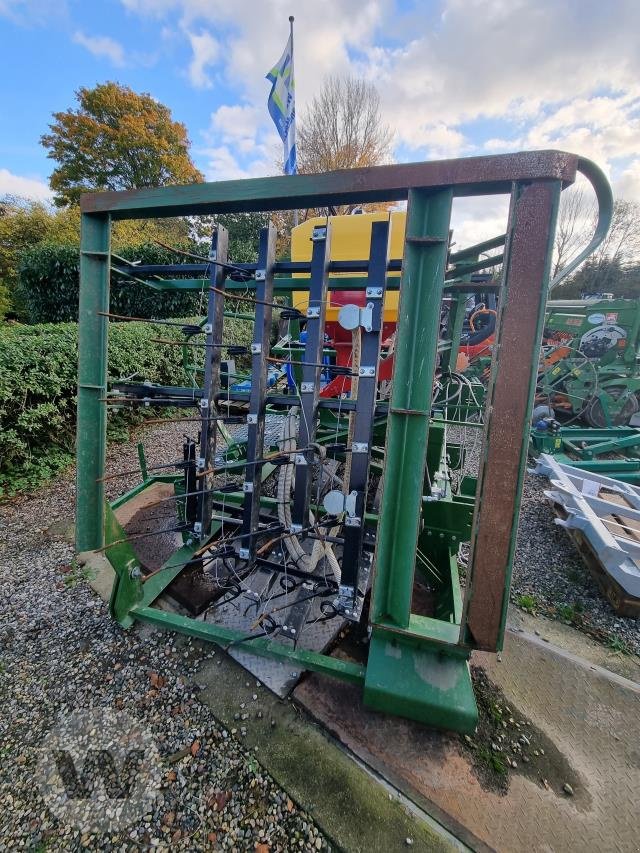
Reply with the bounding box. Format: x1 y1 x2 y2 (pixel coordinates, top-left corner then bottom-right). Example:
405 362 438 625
362 188 479 732
76 212 111 552
364 632 477 733
371 187 453 629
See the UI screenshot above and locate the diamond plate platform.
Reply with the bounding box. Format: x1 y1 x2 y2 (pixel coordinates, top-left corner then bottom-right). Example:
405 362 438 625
294 627 640 853
206 563 346 697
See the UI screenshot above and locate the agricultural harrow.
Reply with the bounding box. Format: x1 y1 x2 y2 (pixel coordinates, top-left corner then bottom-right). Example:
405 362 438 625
535 296 640 428
76 150 611 733
530 296 640 483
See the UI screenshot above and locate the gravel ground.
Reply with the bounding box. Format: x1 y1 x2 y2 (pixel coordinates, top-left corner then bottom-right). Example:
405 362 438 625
0 422 330 852
511 471 640 656
450 424 639 657
1 414 638 849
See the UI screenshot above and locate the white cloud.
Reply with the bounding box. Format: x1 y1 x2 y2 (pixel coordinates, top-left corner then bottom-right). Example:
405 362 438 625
200 104 282 180
202 145 251 181
201 144 276 182
483 138 515 153
451 195 510 252
208 104 261 145
404 123 467 159
615 160 640 203
121 0 640 206
522 94 640 167
185 29 219 88
73 30 126 66
380 0 640 130
0 169 52 201
120 1 640 147
120 0 384 105
0 0 68 24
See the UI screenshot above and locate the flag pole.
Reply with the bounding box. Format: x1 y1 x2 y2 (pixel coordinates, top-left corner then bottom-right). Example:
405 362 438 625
289 14 299 227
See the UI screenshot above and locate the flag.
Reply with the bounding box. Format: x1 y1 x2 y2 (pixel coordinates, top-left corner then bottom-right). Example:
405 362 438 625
266 31 296 175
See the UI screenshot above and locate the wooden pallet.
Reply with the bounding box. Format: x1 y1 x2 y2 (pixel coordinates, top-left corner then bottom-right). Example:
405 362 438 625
551 499 640 619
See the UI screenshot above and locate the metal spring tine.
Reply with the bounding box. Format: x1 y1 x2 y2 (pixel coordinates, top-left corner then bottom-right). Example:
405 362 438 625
149 237 252 276
97 459 188 482
97 523 190 551
149 337 246 350
101 518 283 553
97 311 202 327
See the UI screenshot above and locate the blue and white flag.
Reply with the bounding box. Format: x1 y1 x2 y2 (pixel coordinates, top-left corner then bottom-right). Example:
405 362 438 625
266 32 296 175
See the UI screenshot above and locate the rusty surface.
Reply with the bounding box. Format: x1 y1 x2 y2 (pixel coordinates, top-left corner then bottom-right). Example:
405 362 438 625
294 630 640 853
80 150 579 219
114 483 230 615
463 180 560 651
294 672 490 852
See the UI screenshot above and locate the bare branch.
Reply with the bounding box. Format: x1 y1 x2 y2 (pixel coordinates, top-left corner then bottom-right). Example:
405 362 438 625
296 75 393 214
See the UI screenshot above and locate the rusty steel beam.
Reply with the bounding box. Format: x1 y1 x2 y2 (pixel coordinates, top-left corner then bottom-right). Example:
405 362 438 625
461 178 562 651
80 150 579 219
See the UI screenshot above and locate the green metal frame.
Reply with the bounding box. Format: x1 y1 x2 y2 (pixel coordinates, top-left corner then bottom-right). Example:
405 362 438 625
76 151 611 733
539 297 640 426
530 425 640 484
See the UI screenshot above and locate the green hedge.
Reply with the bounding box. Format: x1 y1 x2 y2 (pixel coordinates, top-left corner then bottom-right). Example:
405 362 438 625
18 242 206 324
0 315 252 495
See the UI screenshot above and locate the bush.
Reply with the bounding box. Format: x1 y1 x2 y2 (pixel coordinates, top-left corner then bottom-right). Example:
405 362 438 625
0 314 252 495
17 242 206 324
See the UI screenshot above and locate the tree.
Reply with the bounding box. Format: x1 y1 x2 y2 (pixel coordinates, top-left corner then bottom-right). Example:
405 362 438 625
0 197 80 319
296 76 392 216
297 76 393 174
213 213 271 262
552 194 640 297
557 256 624 298
0 195 193 320
552 186 591 279
591 199 640 269
41 82 203 206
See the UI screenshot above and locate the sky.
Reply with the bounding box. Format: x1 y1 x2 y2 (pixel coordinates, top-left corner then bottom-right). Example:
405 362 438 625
1 0 639 247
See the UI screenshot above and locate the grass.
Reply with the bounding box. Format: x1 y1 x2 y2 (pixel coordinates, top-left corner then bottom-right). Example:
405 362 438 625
487 701 504 726
61 559 95 589
476 744 507 776
607 635 631 655
557 600 584 623
516 593 538 614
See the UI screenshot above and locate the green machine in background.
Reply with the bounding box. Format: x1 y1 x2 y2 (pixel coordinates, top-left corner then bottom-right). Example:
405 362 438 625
531 296 640 482
75 151 612 734
530 424 640 485
537 296 640 427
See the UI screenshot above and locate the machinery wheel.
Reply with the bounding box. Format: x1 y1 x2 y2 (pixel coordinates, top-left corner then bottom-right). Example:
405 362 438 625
583 389 639 428
531 404 555 424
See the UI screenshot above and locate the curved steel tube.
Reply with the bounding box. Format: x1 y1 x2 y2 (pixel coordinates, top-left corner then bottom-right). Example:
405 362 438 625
549 156 614 289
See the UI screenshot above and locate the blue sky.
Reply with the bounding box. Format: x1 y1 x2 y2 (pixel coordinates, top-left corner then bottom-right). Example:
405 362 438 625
1 0 639 245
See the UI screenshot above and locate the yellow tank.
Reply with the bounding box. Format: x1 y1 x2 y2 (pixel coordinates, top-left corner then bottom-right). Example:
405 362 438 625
291 211 406 323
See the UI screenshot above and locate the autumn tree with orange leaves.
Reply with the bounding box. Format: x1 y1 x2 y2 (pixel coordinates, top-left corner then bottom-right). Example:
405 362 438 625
41 82 203 206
